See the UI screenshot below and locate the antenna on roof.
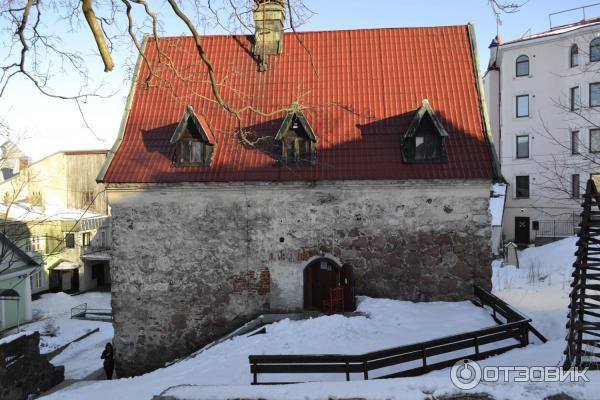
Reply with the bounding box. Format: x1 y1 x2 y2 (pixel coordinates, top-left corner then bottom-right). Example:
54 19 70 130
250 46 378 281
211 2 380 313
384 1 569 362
548 3 600 29
520 28 532 38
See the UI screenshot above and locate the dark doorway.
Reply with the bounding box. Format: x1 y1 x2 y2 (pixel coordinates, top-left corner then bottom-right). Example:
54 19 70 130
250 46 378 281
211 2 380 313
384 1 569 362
71 269 80 293
303 259 341 311
515 216 530 245
341 263 356 311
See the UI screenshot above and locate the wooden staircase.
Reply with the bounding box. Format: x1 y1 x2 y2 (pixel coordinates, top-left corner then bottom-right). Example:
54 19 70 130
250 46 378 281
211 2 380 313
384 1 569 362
564 177 600 370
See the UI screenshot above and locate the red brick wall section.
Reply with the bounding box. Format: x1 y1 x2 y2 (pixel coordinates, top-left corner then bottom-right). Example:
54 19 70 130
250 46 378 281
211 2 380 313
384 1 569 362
232 267 270 295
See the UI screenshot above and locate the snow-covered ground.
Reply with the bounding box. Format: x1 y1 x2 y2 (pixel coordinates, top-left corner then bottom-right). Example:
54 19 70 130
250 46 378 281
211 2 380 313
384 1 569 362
42 237 600 399
1 291 113 379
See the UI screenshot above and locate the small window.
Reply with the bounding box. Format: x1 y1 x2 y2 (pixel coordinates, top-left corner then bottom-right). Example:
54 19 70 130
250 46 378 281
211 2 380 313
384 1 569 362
570 44 579 67
590 83 600 107
591 38 600 62
282 136 312 163
25 236 43 253
65 233 75 248
515 55 529 77
177 140 213 165
516 135 529 158
414 131 441 161
100 230 107 248
82 232 91 247
570 87 580 111
572 130 580 155
30 269 44 291
516 95 529 117
515 176 530 198
82 191 95 207
572 174 580 198
590 129 600 153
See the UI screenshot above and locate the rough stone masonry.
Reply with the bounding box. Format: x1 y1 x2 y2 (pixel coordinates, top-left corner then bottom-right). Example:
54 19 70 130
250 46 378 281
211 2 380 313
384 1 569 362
107 179 492 376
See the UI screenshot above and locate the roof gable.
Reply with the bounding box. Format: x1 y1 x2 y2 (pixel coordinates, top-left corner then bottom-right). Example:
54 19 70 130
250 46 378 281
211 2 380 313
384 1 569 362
403 99 449 140
275 106 317 142
100 26 495 183
170 106 216 145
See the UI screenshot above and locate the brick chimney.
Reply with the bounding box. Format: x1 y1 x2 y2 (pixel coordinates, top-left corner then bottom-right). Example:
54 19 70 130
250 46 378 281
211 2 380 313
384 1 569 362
253 0 285 70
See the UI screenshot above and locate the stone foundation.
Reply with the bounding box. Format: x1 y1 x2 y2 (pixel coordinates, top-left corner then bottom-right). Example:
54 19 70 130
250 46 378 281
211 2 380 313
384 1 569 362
108 179 492 376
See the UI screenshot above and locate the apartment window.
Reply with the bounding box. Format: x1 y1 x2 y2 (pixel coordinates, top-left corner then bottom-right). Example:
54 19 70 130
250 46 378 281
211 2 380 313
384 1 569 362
516 95 529 117
515 176 530 198
516 135 529 158
570 86 580 111
30 269 44 291
65 233 75 248
570 44 579 67
572 174 581 198
591 38 600 62
100 230 107 248
591 129 600 153
590 83 600 107
82 232 91 247
572 130 580 155
515 55 529 77
25 236 43 253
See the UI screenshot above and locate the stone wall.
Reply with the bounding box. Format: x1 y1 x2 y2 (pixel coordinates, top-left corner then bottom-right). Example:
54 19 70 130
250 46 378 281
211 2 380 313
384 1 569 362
0 332 64 400
107 179 492 376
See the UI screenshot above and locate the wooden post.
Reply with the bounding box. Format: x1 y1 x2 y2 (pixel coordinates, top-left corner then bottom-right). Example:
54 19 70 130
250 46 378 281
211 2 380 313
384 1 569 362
252 361 258 384
474 336 480 356
362 361 369 380
421 345 427 367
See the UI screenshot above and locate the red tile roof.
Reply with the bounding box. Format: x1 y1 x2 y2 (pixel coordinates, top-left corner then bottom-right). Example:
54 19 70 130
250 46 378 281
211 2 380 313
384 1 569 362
101 26 495 183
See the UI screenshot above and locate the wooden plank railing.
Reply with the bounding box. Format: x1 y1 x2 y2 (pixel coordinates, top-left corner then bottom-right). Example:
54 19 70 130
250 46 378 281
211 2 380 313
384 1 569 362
249 286 547 384
70 303 113 321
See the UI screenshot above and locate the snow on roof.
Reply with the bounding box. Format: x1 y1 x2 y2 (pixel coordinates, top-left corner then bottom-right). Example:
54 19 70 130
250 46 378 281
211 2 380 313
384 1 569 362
0 201 104 222
503 17 600 46
489 183 506 226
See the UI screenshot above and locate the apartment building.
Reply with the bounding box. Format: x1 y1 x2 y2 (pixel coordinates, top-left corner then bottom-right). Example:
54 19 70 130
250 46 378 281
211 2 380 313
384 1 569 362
484 16 600 245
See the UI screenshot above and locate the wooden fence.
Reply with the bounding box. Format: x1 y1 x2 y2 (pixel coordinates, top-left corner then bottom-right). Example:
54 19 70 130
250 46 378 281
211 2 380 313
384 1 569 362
70 303 113 322
249 286 547 384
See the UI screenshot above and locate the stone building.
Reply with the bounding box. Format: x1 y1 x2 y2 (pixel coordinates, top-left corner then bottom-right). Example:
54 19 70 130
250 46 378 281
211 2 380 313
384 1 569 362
98 2 499 376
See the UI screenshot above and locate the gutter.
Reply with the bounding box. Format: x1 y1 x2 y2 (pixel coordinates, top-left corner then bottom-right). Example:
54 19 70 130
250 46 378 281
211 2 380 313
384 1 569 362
467 22 505 183
96 37 148 183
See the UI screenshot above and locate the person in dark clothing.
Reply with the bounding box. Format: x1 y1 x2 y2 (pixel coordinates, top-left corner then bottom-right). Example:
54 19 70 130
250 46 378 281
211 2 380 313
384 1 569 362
101 342 115 380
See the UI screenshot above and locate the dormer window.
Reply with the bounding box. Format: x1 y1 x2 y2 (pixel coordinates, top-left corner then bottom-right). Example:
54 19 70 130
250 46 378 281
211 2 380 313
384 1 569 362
275 107 317 165
170 105 216 167
402 100 448 163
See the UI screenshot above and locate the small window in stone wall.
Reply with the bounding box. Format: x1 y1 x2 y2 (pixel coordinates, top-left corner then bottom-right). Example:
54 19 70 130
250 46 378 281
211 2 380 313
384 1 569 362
82 232 91 247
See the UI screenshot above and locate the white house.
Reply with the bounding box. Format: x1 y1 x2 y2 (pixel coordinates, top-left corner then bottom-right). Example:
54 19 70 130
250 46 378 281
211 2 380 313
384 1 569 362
484 16 600 245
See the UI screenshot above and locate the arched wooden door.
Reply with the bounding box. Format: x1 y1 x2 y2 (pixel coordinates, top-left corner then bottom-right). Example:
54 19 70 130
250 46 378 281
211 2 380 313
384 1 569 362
303 258 340 311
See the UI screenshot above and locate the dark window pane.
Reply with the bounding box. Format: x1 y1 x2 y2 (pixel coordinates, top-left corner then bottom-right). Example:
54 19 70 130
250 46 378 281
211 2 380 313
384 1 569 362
515 176 529 198
516 135 529 158
192 141 203 162
572 174 580 198
572 131 580 155
591 129 600 153
591 38 600 62
516 95 529 117
65 233 75 248
414 132 439 160
570 87 580 111
516 55 529 77
181 141 191 162
590 83 600 107
571 45 579 67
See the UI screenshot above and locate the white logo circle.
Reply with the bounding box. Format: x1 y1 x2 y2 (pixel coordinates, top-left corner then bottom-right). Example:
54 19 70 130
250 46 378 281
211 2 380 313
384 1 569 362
450 359 482 390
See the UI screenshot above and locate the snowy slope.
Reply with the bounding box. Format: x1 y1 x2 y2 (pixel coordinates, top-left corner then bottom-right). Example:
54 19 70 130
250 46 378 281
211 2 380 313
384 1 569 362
42 237 600 399
1 292 113 379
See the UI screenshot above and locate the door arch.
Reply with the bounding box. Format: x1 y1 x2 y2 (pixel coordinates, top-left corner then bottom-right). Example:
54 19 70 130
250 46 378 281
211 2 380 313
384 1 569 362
303 257 341 311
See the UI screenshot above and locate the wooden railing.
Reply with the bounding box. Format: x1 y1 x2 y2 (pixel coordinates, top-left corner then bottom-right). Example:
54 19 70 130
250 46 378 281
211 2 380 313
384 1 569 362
70 303 113 321
249 286 547 384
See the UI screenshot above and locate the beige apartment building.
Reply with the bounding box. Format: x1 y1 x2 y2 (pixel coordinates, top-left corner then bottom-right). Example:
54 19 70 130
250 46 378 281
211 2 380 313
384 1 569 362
484 17 600 245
